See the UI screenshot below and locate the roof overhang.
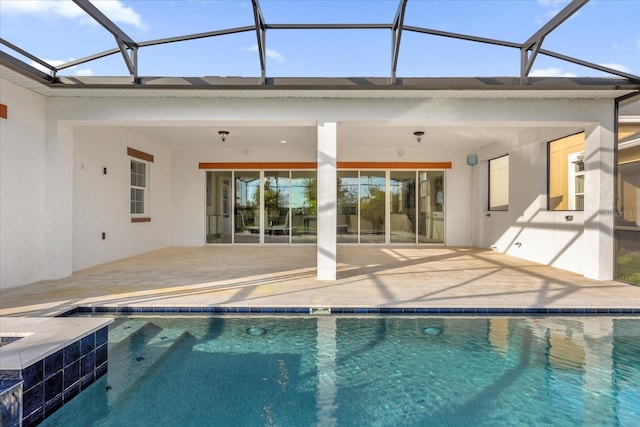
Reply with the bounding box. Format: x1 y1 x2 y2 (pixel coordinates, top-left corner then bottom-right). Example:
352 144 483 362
1 64 638 100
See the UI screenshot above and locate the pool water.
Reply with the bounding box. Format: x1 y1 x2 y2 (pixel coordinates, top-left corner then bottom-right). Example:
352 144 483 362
42 316 639 426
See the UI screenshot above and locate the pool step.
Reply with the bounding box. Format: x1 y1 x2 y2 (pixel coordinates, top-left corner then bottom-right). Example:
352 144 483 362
105 324 192 405
108 318 154 346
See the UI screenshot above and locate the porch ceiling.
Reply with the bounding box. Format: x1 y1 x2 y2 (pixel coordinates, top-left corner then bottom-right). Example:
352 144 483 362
1 58 603 151
114 121 584 152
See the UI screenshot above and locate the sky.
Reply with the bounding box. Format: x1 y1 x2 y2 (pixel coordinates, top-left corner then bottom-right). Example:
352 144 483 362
1 0 639 79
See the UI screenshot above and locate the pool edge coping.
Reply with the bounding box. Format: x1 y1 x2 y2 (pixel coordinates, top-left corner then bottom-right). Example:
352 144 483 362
57 306 640 317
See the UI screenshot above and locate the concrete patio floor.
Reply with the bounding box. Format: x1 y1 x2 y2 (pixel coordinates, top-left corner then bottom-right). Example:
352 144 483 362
1 246 639 316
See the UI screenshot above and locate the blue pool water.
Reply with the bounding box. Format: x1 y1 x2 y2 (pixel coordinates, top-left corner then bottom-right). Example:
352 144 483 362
42 316 639 426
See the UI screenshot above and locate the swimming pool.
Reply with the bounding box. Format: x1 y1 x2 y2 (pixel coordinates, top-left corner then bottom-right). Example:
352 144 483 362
41 315 639 426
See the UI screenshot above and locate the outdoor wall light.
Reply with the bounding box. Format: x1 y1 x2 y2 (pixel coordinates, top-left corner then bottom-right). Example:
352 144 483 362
218 130 229 142
413 131 425 143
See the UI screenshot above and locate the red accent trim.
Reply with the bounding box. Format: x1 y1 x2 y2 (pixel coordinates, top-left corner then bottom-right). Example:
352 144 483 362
337 162 452 169
131 217 151 223
199 162 317 169
199 161 451 170
127 147 154 162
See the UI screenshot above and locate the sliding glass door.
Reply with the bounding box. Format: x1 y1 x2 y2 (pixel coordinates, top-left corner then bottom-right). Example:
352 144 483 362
207 170 317 244
205 171 232 243
418 171 445 243
234 171 260 243
337 171 358 243
264 171 290 244
390 171 417 244
337 170 445 244
360 171 386 243
207 169 444 245
291 171 317 244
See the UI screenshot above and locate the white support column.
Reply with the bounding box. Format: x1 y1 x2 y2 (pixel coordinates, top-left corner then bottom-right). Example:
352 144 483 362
317 122 337 281
583 122 615 280
46 120 74 278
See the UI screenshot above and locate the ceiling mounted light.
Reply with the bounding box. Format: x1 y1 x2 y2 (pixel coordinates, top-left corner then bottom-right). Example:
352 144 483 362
218 130 229 142
413 131 425 143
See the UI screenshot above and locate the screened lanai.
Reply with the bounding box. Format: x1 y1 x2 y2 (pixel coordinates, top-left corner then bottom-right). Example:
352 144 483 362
1 0 639 287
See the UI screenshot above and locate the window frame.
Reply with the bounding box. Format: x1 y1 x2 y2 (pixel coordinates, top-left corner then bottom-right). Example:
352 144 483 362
130 159 148 217
488 154 510 211
567 151 585 211
127 147 154 222
546 131 586 212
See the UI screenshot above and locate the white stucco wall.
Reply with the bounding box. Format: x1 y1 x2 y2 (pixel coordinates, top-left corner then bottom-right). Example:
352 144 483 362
0 83 621 287
478 136 587 274
72 127 172 271
0 79 48 289
476 100 616 277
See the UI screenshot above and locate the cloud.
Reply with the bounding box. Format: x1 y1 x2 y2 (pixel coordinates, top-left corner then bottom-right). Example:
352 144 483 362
247 45 285 62
94 0 145 29
74 68 93 76
2 0 144 29
530 67 577 77
535 9 561 25
530 64 630 78
1 0 83 18
612 43 629 52
598 63 630 73
30 59 92 76
266 49 284 62
534 0 573 25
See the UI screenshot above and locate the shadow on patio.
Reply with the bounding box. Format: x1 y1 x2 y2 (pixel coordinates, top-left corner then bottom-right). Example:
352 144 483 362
1 246 639 316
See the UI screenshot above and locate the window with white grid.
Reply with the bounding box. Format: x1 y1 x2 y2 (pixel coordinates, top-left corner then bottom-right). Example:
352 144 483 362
130 159 147 215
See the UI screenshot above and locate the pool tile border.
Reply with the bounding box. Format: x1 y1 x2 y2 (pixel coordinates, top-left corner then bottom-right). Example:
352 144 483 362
0 326 109 427
60 306 640 316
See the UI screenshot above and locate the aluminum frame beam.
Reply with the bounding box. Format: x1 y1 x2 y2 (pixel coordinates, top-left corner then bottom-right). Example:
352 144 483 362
72 0 139 81
520 0 589 83
0 38 57 75
56 47 120 72
391 0 408 84
404 26 520 49
251 0 267 84
2 0 638 88
139 26 255 48
267 23 390 30
72 0 137 48
56 26 257 73
540 48 640 81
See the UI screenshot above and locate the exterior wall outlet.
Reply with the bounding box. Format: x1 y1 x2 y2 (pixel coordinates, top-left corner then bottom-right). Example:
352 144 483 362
101 232 106 240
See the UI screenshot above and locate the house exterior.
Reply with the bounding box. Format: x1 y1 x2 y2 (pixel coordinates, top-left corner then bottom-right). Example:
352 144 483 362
1 1 639 289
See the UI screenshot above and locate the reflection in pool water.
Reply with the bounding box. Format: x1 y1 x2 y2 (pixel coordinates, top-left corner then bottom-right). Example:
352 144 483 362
42 316 640 427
